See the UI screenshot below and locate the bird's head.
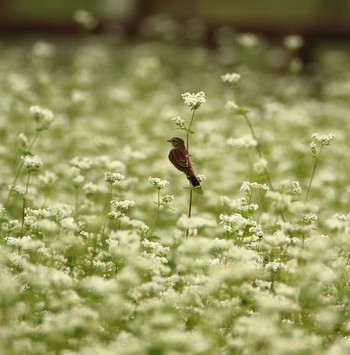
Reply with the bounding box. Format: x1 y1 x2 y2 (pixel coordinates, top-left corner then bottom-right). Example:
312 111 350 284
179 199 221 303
167 137 185 148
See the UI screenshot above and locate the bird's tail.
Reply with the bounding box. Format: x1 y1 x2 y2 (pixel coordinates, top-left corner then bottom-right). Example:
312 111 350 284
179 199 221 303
188 175 200 187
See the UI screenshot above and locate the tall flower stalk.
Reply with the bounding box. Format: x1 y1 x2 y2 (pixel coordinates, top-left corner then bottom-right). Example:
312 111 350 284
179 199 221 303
20 154 43 233
102 172 125 237
6 105 54 208
148 177 174 237
222 74 273 189
173 91 205 236
305 133 334 202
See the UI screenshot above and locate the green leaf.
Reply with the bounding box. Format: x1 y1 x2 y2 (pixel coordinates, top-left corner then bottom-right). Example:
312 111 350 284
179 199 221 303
183 186 204 195
179 127 195 134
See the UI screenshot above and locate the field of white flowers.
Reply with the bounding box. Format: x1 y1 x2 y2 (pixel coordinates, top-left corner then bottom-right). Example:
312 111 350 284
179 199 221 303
1 27 350 354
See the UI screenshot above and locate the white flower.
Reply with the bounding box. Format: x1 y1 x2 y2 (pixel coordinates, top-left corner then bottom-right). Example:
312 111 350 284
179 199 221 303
8 184 26 197
73 9 97 30
110 200 136 211
148 177 169 190
302 213 318 225
254 158 268 174
22 155 43 172
227 135 257 149
292 181 302 195
32 41 55 58
240 181 269 194
29 105 54 130
171 116 186 129
181 91 206 109
310 141 317 155
284 35 304 50
104 171 125 184
311 133 335 146
265 260 286 272
225 100 239 111
236 33 260 47
38 171 58 187
82 183 102 195
197 174 206 182
221 73 241 84
70 156 93 170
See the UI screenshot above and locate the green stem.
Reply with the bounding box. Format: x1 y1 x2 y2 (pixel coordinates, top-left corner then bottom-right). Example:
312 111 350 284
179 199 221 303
185 109 197 238
5 131 39 207
21 171 31 233
74 187 80 220
186 109 196 151
233 87 274 189
305 156 318 202
186 185 193 238
150 189 161 236
102 183 113 236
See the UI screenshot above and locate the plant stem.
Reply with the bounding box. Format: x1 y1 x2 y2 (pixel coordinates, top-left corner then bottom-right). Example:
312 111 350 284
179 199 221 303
305 156 319 202
150 189 161 236
102 183 113 237
5 131 39 207
21 171 31 233
233 87 274 189
74 187 80 220
186 109 196 151
186 184 193 238
185 109 196 238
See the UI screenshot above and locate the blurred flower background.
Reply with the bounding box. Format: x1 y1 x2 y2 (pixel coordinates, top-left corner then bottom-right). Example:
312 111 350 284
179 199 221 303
1 1 350 354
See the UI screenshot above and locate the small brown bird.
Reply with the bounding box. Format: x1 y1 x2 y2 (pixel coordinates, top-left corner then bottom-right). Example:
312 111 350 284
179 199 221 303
167 137 200 187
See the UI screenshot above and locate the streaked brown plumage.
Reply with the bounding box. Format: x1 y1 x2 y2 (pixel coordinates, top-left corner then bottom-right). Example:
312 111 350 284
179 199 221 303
167 137 200 187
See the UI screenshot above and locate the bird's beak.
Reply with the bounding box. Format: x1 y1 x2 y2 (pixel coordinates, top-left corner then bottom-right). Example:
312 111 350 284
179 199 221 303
167 139 171 143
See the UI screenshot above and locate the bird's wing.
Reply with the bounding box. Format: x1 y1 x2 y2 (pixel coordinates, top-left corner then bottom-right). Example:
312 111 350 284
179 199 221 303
168 148 188 172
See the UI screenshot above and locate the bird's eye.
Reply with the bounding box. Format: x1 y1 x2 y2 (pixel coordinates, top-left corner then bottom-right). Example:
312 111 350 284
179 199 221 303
172 139 176 142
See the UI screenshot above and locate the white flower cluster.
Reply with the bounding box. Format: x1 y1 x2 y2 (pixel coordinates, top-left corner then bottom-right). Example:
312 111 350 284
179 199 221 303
310 133 334 156
32 41 55 58
284 35 304 50
292 181 302 195
240 181 269 194
148 177 169 190
104 171 125 184
70 156 93 170
29 105 54 131
196 174 206 182
311 133 335 146
219 213 252 235
22 154 43 172
181 91 206 110
302 213 318 225
8 184 26 197
171 116 186 129
109 200 136 220
221 72 241 84
236 33 260 47
26 204 73 222
73 9 97 30
38 171 58 187
221 196 259 214
254 158 268 174
227 135 257 149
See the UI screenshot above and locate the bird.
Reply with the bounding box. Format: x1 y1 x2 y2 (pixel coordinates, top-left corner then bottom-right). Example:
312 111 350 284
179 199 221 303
167 137 200 187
